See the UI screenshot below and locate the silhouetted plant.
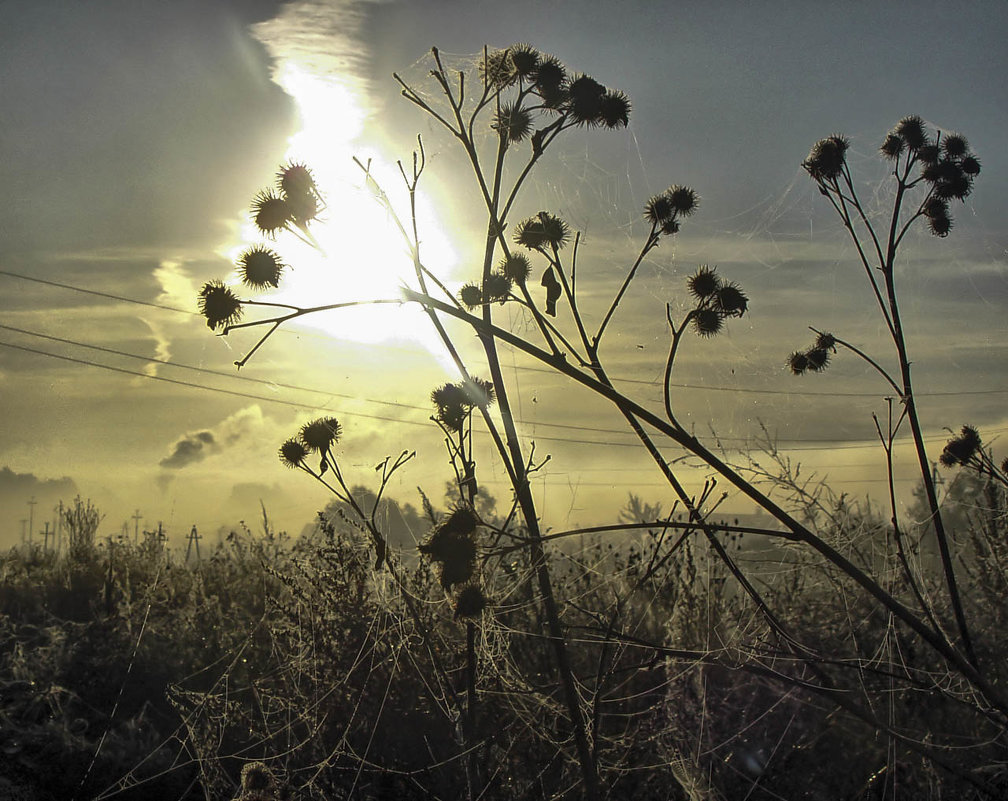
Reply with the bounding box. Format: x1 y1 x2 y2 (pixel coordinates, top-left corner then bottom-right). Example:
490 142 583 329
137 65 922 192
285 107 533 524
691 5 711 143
196 46 1005 800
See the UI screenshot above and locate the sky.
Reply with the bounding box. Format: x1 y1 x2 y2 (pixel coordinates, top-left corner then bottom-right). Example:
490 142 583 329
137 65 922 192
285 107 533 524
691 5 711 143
1 0 1006 549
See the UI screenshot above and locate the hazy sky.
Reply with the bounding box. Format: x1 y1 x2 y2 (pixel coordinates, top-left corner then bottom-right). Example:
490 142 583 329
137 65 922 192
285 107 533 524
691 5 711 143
2 0 1006 548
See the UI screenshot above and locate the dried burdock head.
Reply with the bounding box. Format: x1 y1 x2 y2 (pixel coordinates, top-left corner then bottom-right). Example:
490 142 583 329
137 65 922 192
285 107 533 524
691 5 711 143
598 89 630 128
278 438 309 469
661 218 680 235
803 134 849 181
299 417 342 453
566 74 606 126
960 155 981 176
645 193 674 226
419 518 477 590
713 282 748 317
927 210 952 237
198 280 243 330
500 253 531 284
251 189 292 238
464 377 496 408
814 331 836 351
508 43 539 78
931 168 971 202
921 196 948 219
459 283 483 310
455 585 488 619
285 189 320 225
241 762 276 793
942 133 969 158
481 48 517 88
276 161 316 198
894 115 928 151
940 425 981 467
788 351 810 375
692 307 723 338
484 271 513 303
880 133 904 160
916 144 940 165
238 245 285 290
804 347 831 372
515 212 570 250
493 102 534 144
687 265 720 300
533 56 566 94
667 185 699 217
431 382 472 430
443 505 480 536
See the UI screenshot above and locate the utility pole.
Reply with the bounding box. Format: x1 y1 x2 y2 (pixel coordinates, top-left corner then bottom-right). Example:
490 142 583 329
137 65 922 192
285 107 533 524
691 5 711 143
131 509 142 544
185 525 201 563
27 497 37 544
43 522 51 551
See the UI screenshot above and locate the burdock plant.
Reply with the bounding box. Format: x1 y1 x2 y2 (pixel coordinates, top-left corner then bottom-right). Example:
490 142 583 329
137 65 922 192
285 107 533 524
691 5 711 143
794 116 983 668
199 47 1004 799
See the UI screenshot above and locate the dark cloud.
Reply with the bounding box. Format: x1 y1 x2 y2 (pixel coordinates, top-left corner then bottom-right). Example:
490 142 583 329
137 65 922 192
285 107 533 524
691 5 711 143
160 430 217 469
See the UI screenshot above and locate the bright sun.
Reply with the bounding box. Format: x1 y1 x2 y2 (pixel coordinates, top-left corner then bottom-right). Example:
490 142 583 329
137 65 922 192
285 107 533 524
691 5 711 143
232 62 457 351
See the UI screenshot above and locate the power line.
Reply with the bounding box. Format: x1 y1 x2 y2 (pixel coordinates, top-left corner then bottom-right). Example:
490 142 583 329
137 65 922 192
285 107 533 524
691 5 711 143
2 336 1002 453
4 268 1004 400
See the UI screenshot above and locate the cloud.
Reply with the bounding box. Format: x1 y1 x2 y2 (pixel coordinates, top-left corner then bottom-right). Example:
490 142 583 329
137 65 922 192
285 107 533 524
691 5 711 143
159 406 267 470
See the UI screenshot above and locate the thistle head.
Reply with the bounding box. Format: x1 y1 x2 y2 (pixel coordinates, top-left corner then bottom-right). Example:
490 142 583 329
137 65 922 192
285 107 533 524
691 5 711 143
484 271 514 304
455 585 488 619
299 417 342 453
276 161 316 198
238 246 285 290
278 438 309 469
251 189 291 238
198 280 243 330
687 265 720 300
500 253 531 285
692 308 723 338
803 135 849 181
515 212 570 251
493 102 534 144
507 43 540 78
597 90 631 128
566 74 606 126
459 283 483 310
894 116 928 151
713 282 748 317
940 425 982 467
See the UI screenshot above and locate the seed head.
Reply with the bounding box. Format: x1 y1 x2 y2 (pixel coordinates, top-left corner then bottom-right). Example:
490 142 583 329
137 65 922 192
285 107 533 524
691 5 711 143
493 102 534 144
814 331 836 351
299 417 342 452
927 210 952 237
645 194 674 226
940 425 981 467
480 49 517 88
508 43 539 78
241 762 276 793
515 212 569 250
566 74 606 126
713 282 748 317
788 351 810 375
484 272 513 304
597 89 630 129
251 189 292 238
803 135 849 181
667 185 699 217
692 308 723 338
804 347 831 372
459 283 483 310
455 585 488 619
960 155 981 176
238 246 285 290
464 377 496 409
894 116 928 151
880 134 903 160
198 280 243 330
278 438 309 469
942 133 969 158
500 253 531 285
277 161 316 198
687 265 721 300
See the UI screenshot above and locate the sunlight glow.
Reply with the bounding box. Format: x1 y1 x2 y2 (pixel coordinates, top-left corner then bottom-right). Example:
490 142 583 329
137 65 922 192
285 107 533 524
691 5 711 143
236 61 457 350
